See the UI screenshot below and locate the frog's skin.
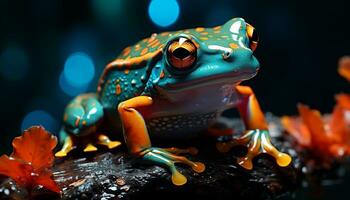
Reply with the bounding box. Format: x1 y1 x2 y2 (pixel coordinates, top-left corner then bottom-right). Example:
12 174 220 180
56 18 292 186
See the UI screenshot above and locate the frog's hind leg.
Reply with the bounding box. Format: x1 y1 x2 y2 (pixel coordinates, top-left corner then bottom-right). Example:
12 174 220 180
118 96 205 186
55 93 120 157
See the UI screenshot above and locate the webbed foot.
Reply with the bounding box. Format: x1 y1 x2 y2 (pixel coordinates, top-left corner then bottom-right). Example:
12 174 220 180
217 129 292 170
140 147 205 186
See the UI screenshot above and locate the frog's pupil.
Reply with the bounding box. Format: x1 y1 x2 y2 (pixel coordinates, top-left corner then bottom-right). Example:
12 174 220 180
173 48 190 59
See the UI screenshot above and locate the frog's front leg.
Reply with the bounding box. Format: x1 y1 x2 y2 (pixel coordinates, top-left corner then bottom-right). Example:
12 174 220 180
217 85 292 170
118 96 205 186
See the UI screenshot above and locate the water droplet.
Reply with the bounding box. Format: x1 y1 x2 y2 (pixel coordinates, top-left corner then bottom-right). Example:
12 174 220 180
141 75 147 82
131 79 137 85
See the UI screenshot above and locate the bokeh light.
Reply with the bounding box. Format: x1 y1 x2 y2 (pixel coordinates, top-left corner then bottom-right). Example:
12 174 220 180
62 29 98 56
148 0 180 27
91 0 123 24
0 45 29 81
59 72 89 97
21 110 59 134
63 52 95 87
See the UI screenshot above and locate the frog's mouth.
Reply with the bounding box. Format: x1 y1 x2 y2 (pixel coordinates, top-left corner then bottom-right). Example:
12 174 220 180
164 70 258 92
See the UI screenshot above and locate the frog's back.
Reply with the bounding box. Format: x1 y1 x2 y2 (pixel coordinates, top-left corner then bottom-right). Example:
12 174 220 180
98 25 229 107
97 33 170 109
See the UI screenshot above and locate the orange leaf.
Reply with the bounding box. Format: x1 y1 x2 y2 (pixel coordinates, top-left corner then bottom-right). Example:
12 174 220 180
329 105 350 143
338 56 350 82
35 170 61 194
0 155 33 187
297 104 331 151
335 93 350 110
281 116 311 146
11 126 57 170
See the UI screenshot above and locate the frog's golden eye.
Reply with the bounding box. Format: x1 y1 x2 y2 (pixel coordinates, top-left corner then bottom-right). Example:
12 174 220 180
167 37 197 71
246 23 259 51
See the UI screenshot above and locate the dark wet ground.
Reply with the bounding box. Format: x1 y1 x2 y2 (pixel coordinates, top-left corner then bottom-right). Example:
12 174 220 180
0 115 349 200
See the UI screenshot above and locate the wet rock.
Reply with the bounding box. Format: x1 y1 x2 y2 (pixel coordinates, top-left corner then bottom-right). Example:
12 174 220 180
0 115 301 200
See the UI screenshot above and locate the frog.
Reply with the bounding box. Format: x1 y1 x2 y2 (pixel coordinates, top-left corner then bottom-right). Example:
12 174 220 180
55 17 292 186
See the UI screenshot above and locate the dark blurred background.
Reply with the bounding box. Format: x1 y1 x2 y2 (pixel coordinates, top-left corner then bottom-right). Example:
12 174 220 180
1 0 349 151
0 0 349 199
0 1 350 197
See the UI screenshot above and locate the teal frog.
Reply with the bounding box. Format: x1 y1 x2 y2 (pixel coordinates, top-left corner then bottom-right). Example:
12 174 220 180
56 18 292 185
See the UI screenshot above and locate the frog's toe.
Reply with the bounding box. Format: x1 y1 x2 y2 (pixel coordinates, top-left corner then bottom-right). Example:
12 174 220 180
55 150 67 158
140 147 205 186
97 134 121 149
83 143 98 152
237 156 254 170
192 162 206 173
171 170 187 186
106 141 122 149
258 132 292 167
155 148 205 173
235 129 292 170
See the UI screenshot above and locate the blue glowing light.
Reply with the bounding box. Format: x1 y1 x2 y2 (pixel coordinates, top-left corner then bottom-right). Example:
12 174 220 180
0 46 29 81
63 52 95 87
21 110 59 134
148 0 180 27
92 0 123 24
59 72 88 97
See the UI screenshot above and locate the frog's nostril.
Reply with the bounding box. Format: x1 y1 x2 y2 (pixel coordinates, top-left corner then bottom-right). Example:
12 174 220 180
222 50 232 60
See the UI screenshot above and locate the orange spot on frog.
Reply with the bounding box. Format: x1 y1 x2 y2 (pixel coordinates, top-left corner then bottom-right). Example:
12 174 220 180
124 69 130 74
195 27 205 32
141 48 149 56
229 43 239 49
74 116 80 127
148 34 157 43
160 32 170 36
135 44 141 51
160 70 165 79
63 113 68 122
116 84 122 95
213 26 221 30
151 40 161 48
122 47 131 57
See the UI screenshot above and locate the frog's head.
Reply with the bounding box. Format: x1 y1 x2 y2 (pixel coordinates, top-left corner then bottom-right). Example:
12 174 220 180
156 18 260 97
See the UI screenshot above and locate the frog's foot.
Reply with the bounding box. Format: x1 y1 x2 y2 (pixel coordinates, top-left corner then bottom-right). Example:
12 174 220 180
97 134 121 149
55 135 75 157
140 147 205 186
217 129 292 170
83 143 98 152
